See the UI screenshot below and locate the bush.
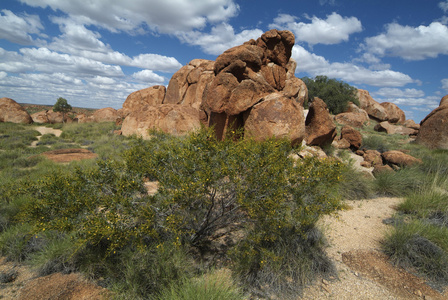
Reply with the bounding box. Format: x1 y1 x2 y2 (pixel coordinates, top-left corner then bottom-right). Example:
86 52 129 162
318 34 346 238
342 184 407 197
302 75 359 114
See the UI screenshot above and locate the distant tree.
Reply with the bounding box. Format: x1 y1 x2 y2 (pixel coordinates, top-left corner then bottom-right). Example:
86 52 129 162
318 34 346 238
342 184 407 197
301 76 359 115
53 97 72 123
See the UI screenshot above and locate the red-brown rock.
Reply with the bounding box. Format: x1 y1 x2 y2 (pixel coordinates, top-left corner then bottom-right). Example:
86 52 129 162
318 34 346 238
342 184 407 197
373 164 394 176
122 85 166 116
416 100 448 149
305 97 336 146
363 150 383 167
440 94 448 107
335 112 369 128
31 110 50 123
341 125 362 150
0 97 32 124
121 104 201 139
404 119 420 130
244 93 304 145
374 121 417 135
382 150 422 167
92 107 120 123
380 102 406 124
357 89 388 121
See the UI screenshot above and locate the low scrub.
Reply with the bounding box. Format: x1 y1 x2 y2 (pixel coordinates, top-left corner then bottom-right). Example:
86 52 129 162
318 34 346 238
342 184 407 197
1 127 345 299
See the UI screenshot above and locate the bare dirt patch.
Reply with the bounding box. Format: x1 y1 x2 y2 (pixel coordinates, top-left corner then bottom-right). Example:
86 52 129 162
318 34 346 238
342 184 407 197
39 148 97 163
31 126 62 147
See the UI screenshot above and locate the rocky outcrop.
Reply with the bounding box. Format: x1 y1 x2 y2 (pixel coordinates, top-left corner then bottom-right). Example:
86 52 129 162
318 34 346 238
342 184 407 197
374 121 417 136
75 113 94 123
440 94 448 107
31 110 50 123
165 59 215 110
340 125 362 150
363 150 383 168
244 93 304 145
382 150 422 167
92 107 121 123
357 89 388 122
305 97 336 146
416 96 448 149
380 102 406 124
334 102 369 128
0 97 32 124
121 104 201 139
403 119 420 131
202 29 305 142
122 85 166 117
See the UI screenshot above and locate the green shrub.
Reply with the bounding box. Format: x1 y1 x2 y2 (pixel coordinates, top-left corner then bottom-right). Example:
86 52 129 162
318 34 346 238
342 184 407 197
302 75 359 114
157 269 245 300
383 221 448 286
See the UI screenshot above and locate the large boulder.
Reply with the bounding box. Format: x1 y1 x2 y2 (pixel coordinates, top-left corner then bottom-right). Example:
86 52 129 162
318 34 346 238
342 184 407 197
31 110 50 123
340 125 362 150
380 102 406 124
121 104 201 139
382 150 422 167
0 97 32 124
165 59 215 110
374 121 417 136
305 97 336 146
202 29 305 142
440 94 448 107
122 85 166 117
403 119 420 131
416 97 448 149
357 89 388 122
244 93 305 145
92 107 121 123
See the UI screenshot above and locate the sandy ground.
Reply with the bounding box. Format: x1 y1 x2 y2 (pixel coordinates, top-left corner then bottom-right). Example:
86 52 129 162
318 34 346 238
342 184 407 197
31 126 62 147
301 197 447 300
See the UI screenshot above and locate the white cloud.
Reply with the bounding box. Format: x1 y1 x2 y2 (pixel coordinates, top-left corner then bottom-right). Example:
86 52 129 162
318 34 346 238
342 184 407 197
292 46 414 87
363 22 448 60
442 79 448 92
132 70 165 83
373 88 425 98
90 76 116 85
19 0 239 34
0 9 46 45
319 0 336 5
177 23 263 55
440 1 448 12
270 12 362 46
45 17 182 72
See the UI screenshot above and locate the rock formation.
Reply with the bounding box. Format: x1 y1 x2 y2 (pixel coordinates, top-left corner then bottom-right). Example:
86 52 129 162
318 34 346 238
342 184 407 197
122 85 166 117
121 104 201 139
122 29 307 143
380 102 406 124
340 125 362 150
305 97 336 146
0 97 33 124
357 89 388 122
382 150 422 167
92 107 121 123
415 95 448 149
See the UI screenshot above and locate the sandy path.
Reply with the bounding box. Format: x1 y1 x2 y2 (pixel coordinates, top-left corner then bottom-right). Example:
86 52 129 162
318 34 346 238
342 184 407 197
30 126 62 147
301 197 447 299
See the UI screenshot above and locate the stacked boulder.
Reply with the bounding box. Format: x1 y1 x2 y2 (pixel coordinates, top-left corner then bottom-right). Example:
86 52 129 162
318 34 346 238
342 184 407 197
121 29 308 144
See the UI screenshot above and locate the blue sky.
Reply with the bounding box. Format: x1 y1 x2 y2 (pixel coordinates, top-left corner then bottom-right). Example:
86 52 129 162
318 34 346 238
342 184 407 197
1 0 448 122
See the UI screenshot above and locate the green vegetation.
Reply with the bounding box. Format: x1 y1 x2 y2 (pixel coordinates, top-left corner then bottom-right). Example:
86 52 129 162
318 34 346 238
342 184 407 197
1 120 447 297
53 97 72 123
302 75 359 114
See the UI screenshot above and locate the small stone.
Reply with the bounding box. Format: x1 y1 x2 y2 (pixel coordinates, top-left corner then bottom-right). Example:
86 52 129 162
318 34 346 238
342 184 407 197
414 290 422 297
322 279 329 285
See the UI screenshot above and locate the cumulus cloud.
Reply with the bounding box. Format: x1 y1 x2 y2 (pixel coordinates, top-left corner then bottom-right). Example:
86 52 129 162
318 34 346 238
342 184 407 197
363 22 448 60
373 88 425 98
270 12 362 46
440 1 448 12
19 0 239 34
132 70 165 83
292 46 414 87
177 23 263 55
0 9 46 45
442 78 448 92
